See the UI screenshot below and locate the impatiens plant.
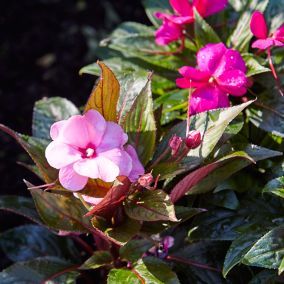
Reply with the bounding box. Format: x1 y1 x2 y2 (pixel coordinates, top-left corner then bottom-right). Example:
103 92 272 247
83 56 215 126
1 0 284 283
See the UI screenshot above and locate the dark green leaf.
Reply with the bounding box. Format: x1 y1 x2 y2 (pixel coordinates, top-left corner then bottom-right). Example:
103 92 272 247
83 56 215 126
80 250 113 270
210 190 239 210
263 176 284 198
0 225 78 262
125 190 177 222
248 270 278 284
120 239 153 263
32 97 79 140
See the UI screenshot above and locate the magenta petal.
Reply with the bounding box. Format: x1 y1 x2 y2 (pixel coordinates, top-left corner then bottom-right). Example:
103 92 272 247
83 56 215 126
45 141 81 169
217 70 248 96
190 85 230 114
250 11 268 39
170 0 193 17
59 164 88 191
176 78 193 88
251 38 275 49
124 145 145 182
50 120 66 140
274 24 284 42
193 0 228 18
97 122 128 152
155 19 183 45
213 49 246 77
178 66 210 81
197 43 227 73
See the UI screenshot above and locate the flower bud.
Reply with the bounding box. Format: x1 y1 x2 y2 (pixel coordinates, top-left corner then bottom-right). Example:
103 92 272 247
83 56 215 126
185 130 201 149
138 173 154 187
169 134 183 156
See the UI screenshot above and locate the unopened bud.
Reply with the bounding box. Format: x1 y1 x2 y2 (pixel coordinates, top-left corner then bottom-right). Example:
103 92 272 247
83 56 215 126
138 173 154 187
185 130 201 149
169 134 183 156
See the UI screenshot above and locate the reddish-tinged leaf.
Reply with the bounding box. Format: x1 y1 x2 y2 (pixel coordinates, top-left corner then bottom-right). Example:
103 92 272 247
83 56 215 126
85 176 131 218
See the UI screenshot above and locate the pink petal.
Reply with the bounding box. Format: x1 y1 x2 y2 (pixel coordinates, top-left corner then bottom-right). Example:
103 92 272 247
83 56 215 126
273 24 284 42
155 19 183 45
193 0 228 18
170 0 193 17
124 145 145 182
197 43 227 73
98 148 133 177
97 122 128 152
251 38 275 49
59 164 88 191
84 110 107 148
190 85 230 114
73 157 119 182
50 120 66 140
274 40 284 47
176 78 194 88
45 141 82 169
213 49 246 77
250 11 268 39
73 193 103 205
155 12 193 24
216 70 248 96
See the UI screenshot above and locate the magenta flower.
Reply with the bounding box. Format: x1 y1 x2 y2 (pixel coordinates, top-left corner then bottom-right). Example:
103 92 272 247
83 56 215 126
176 43 248 114
250 11 284 50
155 0 228 45
45 110 144 191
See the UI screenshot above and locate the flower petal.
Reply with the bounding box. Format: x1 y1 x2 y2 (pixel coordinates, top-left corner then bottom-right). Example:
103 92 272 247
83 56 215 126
155 19 183 45
73 193 103 205
50 120 67 140
216 70 248 96
273 24 284 42
213 49 246 77
250 11 268 39
170 0 193 17
45 141 82 169
124 145 145 182
97 122 128 152
59 164 88 191
155 12 193 24
251 38 275 50
190 85 230 114
197 43 227 73
193 0 228 18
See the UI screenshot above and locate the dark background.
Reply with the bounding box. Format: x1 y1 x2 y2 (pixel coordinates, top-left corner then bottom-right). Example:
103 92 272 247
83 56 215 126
0 0 149 270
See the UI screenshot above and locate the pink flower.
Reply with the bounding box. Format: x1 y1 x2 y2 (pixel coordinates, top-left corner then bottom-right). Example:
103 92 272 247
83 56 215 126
250 11 284 50
155 0 228 45
185 130 201 149
176 43 249 114
45 110 144 191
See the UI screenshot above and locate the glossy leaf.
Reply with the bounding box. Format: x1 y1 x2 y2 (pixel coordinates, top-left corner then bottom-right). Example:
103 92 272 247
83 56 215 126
263 176 284 198
123 76 157 164
32 97 79 140
242 53 271 77
0 225 78 262
84 61 120 122
107 268 140 284
125 190 177 222
80 251 113 270
120 239 153 263
242 226 284 269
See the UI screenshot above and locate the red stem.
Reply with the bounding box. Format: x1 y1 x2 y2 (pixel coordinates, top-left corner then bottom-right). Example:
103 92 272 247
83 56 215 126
71 236 94 256
41 264 80 283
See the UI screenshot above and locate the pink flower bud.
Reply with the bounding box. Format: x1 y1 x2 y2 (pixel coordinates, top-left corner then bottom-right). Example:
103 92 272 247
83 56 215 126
169 134 183 156
138 173 154 187
185 130 201 149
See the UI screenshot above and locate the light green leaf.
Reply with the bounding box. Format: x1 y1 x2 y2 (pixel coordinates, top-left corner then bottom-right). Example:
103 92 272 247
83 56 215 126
242 53 271 77
107 269 140 284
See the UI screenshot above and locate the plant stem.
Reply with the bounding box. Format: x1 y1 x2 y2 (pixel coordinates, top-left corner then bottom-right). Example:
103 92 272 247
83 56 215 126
42 264 80 283
71 235 94 255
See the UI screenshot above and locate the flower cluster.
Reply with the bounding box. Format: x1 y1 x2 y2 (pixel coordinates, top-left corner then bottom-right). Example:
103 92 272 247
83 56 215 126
45 110 144 191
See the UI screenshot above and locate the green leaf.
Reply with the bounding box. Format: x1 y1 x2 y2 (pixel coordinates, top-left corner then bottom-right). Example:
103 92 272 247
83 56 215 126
153 100 254 179
228 0 269 52
134 256 180 284
84 61 120 122
80 251 113 270
0 256 79 284
0 124 58 183
32 97 79 140
210 190 239 210
120 239 153 263
107 268 140 284
243 226 284 269
242 53 271 77
0 195 42 225
278 257 284 275
223 231 264 277
125 190 177 222
123 76 156 164
194 9 221 48
263 176 284 198
30 189 90 233
0 225 78 262
248 270 278 284
142 0 171 27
